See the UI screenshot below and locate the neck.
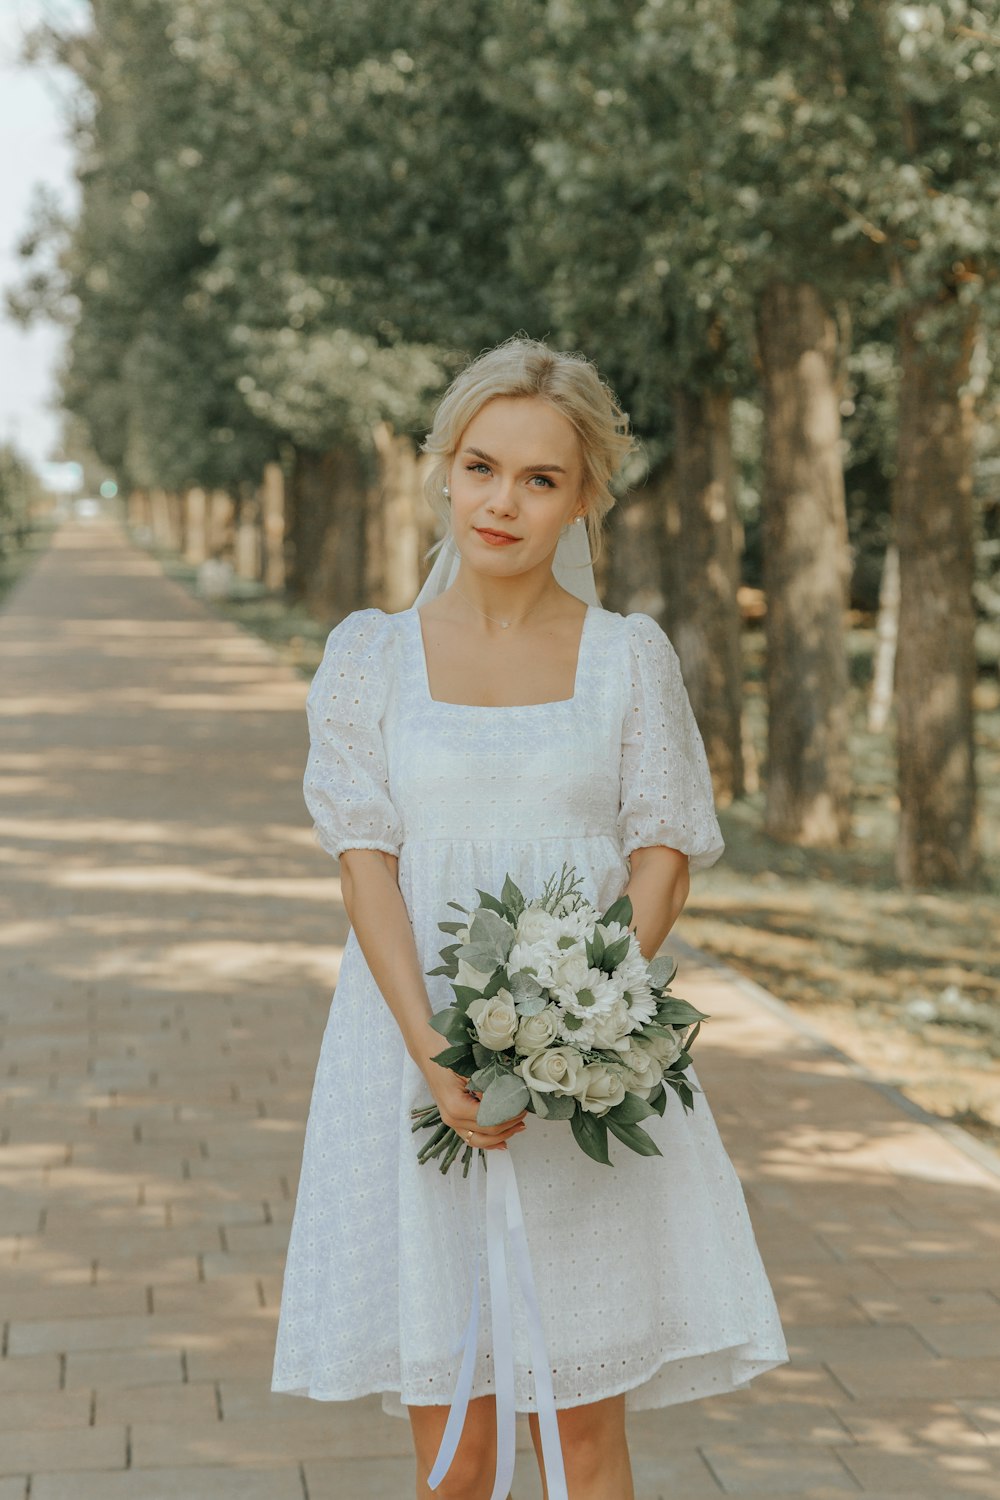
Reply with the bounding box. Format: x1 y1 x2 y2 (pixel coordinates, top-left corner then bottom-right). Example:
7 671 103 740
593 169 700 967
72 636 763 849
450 558 564 627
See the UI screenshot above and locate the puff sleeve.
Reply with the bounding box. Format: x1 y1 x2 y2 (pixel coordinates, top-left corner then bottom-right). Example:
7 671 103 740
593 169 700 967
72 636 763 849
302 608 404 861
618 613 725 872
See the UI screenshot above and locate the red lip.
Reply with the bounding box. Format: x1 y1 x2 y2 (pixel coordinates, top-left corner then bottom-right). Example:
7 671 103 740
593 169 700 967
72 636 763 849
476 527 520 542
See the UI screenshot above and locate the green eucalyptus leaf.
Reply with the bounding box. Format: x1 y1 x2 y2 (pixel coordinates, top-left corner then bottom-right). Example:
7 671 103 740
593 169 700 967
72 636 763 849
647 955 677 989
539 1091 576 1119
476 1072 530 1127
529 1088 550 1119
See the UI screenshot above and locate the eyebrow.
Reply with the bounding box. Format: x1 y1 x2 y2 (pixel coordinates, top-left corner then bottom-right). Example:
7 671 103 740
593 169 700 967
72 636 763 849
462 446 567 475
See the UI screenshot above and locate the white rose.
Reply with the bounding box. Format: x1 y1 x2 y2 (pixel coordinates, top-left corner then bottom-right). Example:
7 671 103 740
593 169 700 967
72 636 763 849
573 1062 627 1116
589 996 635 1050
519 1045 584 1094
467 992 519 1051
513 1005 561 1055
515 906 560 946
550 950 590 994
614 1041 664 1094
637 1030 685 1068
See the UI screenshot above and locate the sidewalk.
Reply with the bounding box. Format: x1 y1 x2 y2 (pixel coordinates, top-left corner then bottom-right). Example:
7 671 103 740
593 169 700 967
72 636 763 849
1 517 998 1500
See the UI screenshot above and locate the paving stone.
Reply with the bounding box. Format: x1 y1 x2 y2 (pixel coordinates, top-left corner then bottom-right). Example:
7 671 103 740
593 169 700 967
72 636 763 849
911 1320 1000 1358
0 1425 126 1476
830 1397 991 1449
63 1348 185 1389
0 1390 91 1432
131 1412 416 1466
30 1467 304 1500
835 1444 1000 1492
699 1440 859 1491
854 1289 1000 1325
0 1355 62 1395
93 1381 219 1426
826 1356 1000 1400
955 1399 1000 1445
5 519 1000 1500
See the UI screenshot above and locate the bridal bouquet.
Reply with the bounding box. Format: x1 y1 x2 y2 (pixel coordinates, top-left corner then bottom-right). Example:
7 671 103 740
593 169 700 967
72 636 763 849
411 863 709 1174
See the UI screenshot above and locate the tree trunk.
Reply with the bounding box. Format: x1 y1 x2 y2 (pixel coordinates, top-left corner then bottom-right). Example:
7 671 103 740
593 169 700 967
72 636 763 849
663 386 745 803
372 421 422 612
755 280 852 846
289 445 369 621
208 490 235 560
260 462 287 592
603 460 666 621
867 541 899 734
183 487 207 566
893 301 979 888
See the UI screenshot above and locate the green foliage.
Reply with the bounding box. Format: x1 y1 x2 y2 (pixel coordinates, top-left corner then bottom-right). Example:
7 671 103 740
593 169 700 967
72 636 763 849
10 0 998 540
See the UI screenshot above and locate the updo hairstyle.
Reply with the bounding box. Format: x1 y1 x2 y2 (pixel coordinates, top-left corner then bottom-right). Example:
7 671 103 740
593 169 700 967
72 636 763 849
420 335 635 564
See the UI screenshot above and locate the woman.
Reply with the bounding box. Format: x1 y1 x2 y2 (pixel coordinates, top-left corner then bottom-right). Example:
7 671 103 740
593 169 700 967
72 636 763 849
271 337 788 1500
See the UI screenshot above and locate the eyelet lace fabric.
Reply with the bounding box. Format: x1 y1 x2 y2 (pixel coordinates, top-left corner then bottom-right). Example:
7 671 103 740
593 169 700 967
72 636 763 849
272 605 788 1415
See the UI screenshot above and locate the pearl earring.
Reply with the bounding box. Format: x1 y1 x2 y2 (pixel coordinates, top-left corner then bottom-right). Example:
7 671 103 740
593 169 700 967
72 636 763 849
443 484 450 498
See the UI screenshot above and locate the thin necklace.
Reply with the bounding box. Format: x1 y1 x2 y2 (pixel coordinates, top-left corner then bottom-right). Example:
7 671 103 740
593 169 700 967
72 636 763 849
450 585 547 630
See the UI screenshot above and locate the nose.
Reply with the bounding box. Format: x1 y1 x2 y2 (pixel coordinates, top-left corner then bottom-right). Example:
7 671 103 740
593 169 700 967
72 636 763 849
485 475 518 518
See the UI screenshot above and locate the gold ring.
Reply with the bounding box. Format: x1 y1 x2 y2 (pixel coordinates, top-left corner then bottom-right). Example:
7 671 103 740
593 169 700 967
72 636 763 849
466 1130 473 1141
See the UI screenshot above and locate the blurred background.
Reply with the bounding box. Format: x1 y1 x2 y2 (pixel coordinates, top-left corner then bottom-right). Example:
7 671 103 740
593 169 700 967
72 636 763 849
1 0 998 1136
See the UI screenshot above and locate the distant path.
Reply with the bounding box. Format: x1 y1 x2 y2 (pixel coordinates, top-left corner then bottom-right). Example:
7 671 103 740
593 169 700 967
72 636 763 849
1 518 998 1499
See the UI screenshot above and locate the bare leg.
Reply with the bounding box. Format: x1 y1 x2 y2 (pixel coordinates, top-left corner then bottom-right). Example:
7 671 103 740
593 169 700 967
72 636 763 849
407 1395 513 1500
528 1393 634 1500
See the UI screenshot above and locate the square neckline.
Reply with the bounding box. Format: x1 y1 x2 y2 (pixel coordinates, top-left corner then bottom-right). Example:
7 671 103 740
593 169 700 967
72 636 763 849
410 602 596 709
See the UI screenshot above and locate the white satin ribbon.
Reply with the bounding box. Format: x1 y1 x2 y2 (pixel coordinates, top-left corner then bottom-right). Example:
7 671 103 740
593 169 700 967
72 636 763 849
427 1150 568 1500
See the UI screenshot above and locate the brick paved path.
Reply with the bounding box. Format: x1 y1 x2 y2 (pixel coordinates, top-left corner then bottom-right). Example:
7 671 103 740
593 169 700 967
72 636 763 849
1 517 999 1499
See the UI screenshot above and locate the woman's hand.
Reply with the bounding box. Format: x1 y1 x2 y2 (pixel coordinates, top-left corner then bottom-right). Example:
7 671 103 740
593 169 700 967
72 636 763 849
414 1027 527 1151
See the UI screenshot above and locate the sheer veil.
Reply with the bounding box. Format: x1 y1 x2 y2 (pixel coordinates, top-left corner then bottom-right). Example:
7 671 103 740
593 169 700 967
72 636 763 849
411 520 603 611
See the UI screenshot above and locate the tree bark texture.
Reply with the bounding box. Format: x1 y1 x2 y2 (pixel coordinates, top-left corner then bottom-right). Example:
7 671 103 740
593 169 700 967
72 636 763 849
603 462 667 623
663 387 746 804
893 301 979 888
371 422 422 613
756 280 852 846
288 445 369 622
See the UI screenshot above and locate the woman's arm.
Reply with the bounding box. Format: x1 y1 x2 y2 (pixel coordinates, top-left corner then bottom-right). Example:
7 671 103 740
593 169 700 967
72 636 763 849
620 844 691 960
338 849 526 1147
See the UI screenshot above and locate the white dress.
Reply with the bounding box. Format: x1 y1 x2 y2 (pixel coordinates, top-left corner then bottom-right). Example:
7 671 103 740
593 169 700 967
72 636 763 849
271 602 789 1416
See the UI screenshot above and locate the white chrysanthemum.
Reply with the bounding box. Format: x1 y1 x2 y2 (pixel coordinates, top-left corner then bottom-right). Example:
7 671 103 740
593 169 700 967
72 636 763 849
507 939 557 988
555 904 597 942
556 966 623 1021
558 994 633 1051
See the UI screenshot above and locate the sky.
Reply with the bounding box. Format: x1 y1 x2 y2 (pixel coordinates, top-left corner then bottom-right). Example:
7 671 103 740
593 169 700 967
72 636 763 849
0 0 84 471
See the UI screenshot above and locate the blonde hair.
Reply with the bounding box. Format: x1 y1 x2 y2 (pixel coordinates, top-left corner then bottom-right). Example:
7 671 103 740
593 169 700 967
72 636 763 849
420 335 635 563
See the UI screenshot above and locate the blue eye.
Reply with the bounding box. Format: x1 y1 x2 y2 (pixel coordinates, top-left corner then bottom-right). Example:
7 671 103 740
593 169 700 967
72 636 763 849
529 475 556 488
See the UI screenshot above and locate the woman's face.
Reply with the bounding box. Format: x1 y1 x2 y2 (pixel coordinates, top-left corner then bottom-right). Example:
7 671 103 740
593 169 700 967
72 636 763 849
446 395 586 577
